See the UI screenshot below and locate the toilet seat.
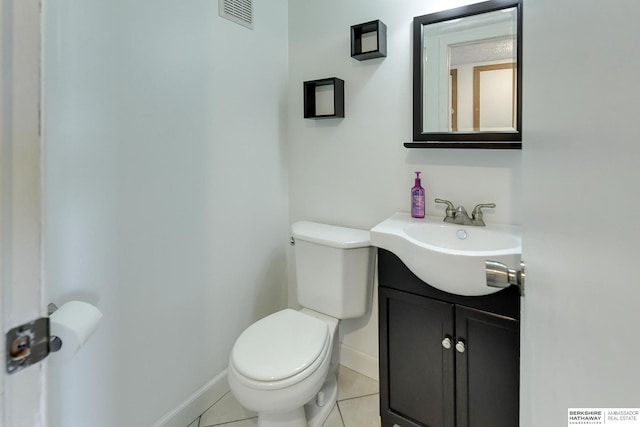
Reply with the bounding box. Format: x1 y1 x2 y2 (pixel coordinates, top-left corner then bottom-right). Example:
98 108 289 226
230 309 330 387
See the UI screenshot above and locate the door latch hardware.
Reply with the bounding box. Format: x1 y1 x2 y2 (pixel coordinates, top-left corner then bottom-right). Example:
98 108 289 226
6 307 64 375
485 260 526 296
6 318 51 374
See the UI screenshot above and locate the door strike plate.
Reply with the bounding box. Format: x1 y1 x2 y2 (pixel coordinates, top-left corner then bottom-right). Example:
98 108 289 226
6 318 51 375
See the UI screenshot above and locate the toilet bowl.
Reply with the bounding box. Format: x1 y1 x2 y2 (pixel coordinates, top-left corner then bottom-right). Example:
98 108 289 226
228 309 339 427
227 221 374 427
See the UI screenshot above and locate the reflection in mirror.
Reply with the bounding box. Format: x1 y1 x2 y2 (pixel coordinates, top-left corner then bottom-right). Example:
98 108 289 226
411 0 522 147
450 35 516 131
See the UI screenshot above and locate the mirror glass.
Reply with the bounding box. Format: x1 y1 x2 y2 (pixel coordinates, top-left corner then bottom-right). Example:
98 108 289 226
412 0 522 147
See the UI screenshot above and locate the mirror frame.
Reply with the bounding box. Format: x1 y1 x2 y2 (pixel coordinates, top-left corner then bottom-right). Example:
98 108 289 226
408 0 522 149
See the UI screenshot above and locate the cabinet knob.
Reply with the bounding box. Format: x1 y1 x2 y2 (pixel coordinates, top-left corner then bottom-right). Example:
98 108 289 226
455 340 466 353
441 337 452 350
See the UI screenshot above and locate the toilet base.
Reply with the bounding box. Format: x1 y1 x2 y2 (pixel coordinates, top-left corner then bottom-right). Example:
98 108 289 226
256 373 338 427
258 407 307 427
305 373 338 427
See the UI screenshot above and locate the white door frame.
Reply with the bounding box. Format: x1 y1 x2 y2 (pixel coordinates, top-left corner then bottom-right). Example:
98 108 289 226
0 0 46 426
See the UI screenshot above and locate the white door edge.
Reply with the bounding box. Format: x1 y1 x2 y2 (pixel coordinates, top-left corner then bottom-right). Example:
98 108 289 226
0 0 46 426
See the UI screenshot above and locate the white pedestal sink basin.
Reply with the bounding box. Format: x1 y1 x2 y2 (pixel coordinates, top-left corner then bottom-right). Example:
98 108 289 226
370 212 521 296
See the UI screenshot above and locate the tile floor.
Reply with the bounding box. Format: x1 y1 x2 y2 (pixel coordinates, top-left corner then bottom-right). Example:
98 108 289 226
187 366 381 427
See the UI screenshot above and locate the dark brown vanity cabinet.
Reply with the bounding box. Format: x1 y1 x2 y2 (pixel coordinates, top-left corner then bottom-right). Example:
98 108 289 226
378 249 520 427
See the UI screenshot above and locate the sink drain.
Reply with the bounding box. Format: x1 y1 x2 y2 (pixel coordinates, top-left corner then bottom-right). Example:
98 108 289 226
456 229 468 240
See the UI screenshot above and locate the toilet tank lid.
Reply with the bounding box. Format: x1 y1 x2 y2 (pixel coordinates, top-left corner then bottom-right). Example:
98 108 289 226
291 221 371 249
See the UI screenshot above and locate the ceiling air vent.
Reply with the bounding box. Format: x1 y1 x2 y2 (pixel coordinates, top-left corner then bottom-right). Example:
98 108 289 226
219 0 253 30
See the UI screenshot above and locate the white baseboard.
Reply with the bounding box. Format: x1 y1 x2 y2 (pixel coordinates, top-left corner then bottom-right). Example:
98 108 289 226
339 343 379 381
152 369 229 427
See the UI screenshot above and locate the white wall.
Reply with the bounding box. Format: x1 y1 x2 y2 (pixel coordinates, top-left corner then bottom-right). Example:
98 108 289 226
521 0 640 425
287 0 521 379
43 1 289 426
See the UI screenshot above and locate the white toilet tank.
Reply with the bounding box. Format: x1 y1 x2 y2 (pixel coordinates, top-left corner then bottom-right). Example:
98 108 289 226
291 221 375 319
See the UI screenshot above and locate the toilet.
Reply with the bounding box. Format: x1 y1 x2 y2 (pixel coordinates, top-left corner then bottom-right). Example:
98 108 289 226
227 221 374 427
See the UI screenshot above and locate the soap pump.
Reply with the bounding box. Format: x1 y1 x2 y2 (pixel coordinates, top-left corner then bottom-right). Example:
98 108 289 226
411 171 425 218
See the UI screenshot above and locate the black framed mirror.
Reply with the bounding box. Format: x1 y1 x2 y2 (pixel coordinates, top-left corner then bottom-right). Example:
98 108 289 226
407 0 522 149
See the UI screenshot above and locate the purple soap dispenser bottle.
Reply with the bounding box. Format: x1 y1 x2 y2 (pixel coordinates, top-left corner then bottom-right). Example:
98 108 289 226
411 171 425 218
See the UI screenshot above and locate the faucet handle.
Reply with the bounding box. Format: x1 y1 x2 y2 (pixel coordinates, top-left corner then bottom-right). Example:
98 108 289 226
435 198 454 209
471 203 496 226
435 199 456 222
472 203 496 215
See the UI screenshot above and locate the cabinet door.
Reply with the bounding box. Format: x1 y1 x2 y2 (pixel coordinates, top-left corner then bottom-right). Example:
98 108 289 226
455 306 519 427
379 287 455 427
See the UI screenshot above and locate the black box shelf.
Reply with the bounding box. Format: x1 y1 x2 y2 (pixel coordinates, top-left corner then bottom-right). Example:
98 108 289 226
303 78 345 119
351 20 387 61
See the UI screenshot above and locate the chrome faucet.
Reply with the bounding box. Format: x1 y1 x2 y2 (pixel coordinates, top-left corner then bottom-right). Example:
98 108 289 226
435 199 496 226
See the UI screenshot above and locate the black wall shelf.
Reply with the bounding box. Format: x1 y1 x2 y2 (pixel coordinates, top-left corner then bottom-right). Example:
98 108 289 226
351 20 387 61
303 78 345 119
404 141 522 149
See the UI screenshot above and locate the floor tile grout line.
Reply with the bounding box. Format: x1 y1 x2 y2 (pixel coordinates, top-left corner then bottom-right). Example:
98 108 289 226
337 391 380 403
336 401 346 427
199 390 232 424
201 415 258 427
204 417 254 427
